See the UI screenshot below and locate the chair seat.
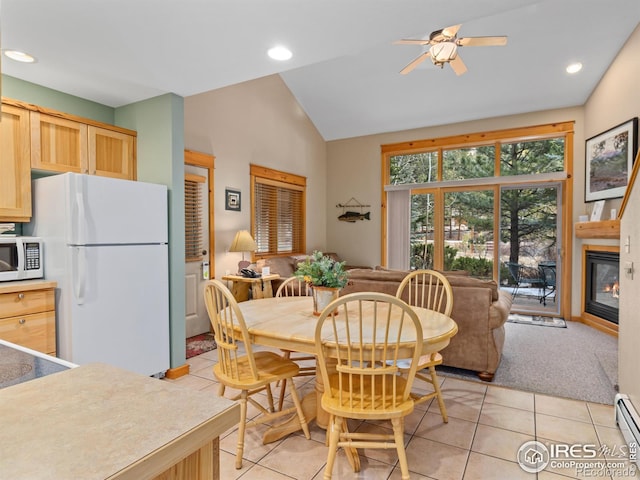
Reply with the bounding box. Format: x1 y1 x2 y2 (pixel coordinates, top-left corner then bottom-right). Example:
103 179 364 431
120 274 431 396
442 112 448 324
322 374 414 420
213 351 300 389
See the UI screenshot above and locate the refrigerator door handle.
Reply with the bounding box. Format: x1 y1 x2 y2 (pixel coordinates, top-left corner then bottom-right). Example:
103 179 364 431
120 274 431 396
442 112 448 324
73 174 87 246
73 247 87 305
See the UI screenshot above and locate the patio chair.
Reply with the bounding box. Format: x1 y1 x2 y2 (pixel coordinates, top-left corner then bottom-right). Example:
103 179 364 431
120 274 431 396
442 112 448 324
507 262 544 300
538 262 556 306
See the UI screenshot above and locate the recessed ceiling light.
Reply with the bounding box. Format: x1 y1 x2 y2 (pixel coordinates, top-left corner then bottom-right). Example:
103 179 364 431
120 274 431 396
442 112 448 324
3 50 36 63
566 62 583 74
267 46 292 61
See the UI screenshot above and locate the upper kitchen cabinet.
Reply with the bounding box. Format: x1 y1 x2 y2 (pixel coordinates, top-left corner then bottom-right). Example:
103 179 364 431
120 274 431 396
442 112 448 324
30 111 88 174
2 98 137 181
0 104 31 222
88 126 136 180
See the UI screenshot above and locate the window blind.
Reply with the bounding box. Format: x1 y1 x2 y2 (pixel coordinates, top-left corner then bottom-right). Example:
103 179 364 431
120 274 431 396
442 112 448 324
184 174 205 261
251 165 306 257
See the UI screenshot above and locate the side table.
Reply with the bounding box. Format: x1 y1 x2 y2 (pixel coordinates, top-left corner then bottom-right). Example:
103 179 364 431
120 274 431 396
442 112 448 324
221 274 280 302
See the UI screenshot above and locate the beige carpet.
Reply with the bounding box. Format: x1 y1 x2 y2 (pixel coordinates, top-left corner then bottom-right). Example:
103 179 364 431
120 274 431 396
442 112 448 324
438 320 617 404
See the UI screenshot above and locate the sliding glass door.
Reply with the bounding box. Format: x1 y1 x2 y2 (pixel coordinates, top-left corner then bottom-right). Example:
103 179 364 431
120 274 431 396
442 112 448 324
499 183 562 316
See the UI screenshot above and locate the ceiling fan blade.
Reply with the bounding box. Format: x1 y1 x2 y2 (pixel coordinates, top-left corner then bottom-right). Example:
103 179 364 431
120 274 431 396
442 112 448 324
394 39 430 45
442 24 462 38
449 55 467 76
400 51 431 74
458 36 507 47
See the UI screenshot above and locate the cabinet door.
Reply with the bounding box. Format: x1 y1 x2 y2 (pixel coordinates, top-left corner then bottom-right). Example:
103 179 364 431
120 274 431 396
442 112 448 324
31 111 88 173
88 126 136 180
0 104 32 221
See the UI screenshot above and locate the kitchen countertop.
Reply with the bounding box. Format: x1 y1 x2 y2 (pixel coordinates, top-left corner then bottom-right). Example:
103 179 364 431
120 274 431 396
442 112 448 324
0 279 57 294
0 362 240 480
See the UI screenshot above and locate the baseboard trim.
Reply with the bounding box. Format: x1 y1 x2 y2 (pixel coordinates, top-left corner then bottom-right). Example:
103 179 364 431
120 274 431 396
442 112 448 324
572 314 618 338
165 363 190 379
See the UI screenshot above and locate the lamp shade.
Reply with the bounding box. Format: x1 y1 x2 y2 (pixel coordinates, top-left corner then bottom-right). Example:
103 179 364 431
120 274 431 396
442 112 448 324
229 230 257 253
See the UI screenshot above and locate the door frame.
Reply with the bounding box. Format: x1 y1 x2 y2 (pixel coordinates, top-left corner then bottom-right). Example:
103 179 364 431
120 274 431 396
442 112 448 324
184 149 215 277
499 182 564 317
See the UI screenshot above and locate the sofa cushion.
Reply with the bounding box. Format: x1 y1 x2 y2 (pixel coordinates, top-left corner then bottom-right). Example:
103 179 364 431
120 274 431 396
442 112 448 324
446 275 499 301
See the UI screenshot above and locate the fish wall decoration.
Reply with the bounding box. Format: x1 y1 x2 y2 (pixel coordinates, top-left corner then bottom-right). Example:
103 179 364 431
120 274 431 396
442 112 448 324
338 211 371 222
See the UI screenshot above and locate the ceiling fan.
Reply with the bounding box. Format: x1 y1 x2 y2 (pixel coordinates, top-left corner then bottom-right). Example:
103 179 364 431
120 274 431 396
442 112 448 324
394 24 507 76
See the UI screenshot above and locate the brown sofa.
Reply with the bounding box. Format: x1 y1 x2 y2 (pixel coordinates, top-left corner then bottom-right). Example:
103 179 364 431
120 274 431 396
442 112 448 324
341 268 513 381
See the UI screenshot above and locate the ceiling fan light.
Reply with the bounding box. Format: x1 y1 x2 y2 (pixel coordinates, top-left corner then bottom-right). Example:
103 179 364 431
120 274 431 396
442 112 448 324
429 42 457 65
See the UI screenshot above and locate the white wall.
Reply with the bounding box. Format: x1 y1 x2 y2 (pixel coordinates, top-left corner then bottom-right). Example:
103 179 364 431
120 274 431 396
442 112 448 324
184 75 327 279
586 24 640 403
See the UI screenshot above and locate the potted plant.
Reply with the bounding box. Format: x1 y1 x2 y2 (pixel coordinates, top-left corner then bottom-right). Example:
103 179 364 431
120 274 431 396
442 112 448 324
295 251 348 315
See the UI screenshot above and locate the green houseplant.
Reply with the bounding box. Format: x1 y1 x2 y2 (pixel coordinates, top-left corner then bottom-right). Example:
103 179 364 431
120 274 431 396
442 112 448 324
294 251 348 288
295 251 348 315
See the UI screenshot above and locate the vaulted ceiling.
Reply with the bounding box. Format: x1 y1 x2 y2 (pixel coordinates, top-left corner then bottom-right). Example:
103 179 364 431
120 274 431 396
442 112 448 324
3 0 640 140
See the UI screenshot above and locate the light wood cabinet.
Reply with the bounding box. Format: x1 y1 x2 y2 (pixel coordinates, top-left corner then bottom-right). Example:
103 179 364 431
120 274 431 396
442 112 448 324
30 111 88 173
88 125 136 179
0 104 31 221
0 281 57 356
2 97 137 181
31 112 136 180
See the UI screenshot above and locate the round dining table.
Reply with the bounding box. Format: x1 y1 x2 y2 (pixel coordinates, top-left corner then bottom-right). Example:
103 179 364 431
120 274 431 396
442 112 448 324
236 295 458 444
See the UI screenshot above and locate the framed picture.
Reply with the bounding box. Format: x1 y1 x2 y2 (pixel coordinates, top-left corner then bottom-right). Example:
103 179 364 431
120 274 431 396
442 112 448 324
225 188 241 211
585 117 638 202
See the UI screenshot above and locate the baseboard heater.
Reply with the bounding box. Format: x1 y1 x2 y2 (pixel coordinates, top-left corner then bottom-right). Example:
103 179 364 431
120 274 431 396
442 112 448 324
615 393 640 467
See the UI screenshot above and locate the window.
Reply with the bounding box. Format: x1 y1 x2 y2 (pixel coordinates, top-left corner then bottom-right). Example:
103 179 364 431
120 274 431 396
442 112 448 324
184 174 205 261
250 165 306 257
382 122 573 280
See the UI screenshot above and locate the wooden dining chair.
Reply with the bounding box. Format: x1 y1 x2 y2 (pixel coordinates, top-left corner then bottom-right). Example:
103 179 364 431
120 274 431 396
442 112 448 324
315 292 423 480
274 276 316 411
396 269 453 422
203 279 311 469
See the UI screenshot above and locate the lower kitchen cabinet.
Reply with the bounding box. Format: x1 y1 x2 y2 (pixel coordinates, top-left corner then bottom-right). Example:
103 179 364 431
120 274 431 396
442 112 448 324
0 281 57 356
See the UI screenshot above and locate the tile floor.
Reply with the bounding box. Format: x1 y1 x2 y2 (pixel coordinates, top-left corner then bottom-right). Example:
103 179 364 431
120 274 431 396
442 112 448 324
164 345 635 480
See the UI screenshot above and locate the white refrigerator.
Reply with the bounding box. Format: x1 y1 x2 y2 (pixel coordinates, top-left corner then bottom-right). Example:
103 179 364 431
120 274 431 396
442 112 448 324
25 173 170 377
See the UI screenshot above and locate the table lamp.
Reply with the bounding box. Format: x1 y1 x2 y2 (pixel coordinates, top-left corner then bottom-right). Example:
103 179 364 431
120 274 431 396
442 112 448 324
229 230 257 272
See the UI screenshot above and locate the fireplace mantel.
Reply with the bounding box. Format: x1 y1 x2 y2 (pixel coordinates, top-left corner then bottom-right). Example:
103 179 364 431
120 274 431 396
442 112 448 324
575 220 620 239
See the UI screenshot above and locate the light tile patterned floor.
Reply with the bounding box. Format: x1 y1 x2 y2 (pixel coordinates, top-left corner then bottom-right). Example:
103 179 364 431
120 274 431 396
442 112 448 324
164 345 634 480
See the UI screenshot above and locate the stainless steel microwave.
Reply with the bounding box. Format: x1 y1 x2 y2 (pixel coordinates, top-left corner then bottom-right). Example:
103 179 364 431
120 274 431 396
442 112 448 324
0 237 44 282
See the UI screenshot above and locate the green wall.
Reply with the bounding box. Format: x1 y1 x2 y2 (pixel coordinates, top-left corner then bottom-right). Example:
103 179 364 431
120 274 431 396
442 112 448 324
2 75 114 124
116 94 186 368
4 76 187 370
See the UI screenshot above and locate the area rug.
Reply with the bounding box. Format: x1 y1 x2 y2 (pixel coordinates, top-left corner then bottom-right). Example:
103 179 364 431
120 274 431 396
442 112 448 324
186 333 216 359
507 313 566 328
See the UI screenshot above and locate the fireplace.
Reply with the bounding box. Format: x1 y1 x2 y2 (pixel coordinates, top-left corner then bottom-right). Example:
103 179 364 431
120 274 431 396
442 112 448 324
584 249 620 324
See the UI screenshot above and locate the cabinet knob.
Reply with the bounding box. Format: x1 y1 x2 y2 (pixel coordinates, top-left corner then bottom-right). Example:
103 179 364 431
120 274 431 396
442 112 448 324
19 318 26 325
18 293 24 300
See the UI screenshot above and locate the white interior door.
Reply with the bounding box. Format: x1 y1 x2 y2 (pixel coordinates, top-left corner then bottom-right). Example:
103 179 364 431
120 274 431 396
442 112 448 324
184 165 211 337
